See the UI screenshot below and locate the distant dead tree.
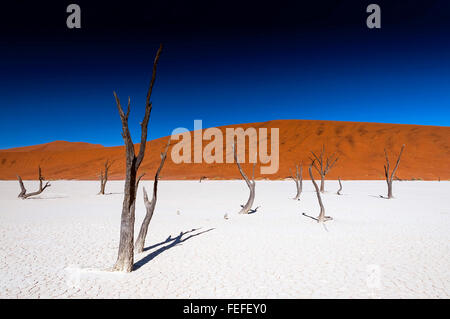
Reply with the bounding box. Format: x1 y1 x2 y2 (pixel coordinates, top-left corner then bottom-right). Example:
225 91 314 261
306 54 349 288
112 43 163 272
382 144 405 199
302 162 333 223
337 177 343 195
310 145 338 193
135 141 170 254
233 143 257 214
289 163 303 200
17 166 51 199
98 160 113 195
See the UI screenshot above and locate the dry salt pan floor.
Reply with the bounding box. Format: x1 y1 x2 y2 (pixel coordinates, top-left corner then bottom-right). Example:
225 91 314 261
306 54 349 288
0 180 449 298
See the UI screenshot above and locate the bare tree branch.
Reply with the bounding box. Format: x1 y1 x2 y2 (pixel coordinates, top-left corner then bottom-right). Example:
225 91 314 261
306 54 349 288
135 140 171 253
309 145 338 193
17 166 51 199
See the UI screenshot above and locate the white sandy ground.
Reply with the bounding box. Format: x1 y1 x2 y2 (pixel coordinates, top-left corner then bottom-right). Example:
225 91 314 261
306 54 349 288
0 180 449 298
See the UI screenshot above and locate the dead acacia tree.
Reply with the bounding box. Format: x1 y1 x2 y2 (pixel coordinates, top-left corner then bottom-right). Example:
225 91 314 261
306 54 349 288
337 177 343 195
310 145 338 193
289 163 303 200
135 141 170 254
98 160 113 195
233 144 257 214
382 144 405 199
302 162 333 223
112 43 163 272
17 166 51 199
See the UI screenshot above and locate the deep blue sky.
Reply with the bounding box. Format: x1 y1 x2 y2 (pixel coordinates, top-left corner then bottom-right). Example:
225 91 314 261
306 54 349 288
1 1 449 149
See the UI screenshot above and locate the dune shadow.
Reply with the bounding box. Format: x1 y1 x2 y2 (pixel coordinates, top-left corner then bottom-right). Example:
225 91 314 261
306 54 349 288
133 227 215 271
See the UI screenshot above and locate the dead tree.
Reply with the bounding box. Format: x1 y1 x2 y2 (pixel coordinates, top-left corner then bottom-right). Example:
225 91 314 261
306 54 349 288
289 163 303 200
98 160 113 195
135 141 170 254
310 145 338 193
112 43 163 272
337 177 343 195
302 163 333 223
382 144 405 199
17 166 51 199
233 144 256 214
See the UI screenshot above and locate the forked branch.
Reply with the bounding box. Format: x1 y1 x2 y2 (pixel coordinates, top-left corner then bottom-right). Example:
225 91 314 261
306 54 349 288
135 140 171 253
17 166 51 199
309 144 338 193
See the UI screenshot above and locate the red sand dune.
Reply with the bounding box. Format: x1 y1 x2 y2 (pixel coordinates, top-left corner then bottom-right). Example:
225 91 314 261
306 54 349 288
0 120 449 181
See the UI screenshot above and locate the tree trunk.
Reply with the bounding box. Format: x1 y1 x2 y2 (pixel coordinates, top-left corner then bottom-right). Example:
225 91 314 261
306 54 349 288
99 172 105 195
113 162 137 272
233 143 256 214
387 180 393 199
112 43 163 272
309 167 325 222
239 182 256 214
306 166 332 223
320 175 325 193
291 164 303 200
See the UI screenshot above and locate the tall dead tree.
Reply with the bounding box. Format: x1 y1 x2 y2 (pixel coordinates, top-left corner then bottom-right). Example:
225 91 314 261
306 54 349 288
112 43 163 272
383 144 405 199
98 160 113 195
17 166 51 199
289 163 303 200
233 144 256 214
302 163 333 223
337 177 343 195
135 141 170 254
310 144 338 193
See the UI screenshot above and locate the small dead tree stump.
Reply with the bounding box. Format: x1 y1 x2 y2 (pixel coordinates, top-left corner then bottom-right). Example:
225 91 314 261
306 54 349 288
17 166 51 199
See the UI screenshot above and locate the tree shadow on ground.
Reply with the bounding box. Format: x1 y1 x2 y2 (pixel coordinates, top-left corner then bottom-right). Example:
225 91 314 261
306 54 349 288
133 227 215 271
